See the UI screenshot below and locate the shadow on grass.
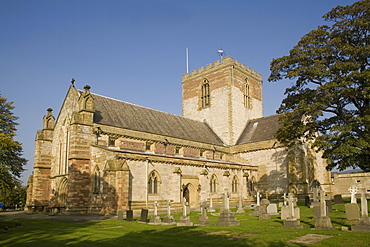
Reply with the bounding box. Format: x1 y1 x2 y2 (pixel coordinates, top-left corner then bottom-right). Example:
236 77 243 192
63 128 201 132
0 218 304 247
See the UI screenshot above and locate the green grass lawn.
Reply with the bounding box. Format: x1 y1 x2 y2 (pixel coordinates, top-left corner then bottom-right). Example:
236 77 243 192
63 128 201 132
0 200 369 247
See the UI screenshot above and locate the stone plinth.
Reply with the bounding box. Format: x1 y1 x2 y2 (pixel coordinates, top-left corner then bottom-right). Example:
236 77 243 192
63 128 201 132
282 219 303 229
148 215 162 225
214 210 240 226
313 216 334 230
177 216 193 226
162 215 176 225
352 216 370 232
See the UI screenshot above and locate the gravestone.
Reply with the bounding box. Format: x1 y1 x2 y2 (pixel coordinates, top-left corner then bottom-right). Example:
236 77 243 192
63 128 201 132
352 188 370 232
236 196 245 213
249 192 261 216
282 193 303 228
149 201 162 225
313 189 334 230
310 187 320 208
162 200 176 225
117 211 123 221
349 185 359 204
197 201 210 225
126 210 133 221
325 200 332 213
139 209 149 223
267 203 278 215
334 195 343 204
177 199 193 226
345 203 360 220
214 189 240 226
313 206 321 219
258 199 271 220
305 196 310 207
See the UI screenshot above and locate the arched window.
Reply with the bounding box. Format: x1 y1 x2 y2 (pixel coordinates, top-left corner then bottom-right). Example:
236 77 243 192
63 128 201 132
210 174 217 193
201 79 210 108
93 166 101 194
148 171 160 194
244 78 251 109
232 176 238 193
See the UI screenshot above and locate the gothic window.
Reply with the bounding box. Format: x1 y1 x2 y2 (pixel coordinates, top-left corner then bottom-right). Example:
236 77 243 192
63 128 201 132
148 171 160 194
232 176 238 193
210 174 217 193
93 166 101 194
201 79 210 108
244 79 252 109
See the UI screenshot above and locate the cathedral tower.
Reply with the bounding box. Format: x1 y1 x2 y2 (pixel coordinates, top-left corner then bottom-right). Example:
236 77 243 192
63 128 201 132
182 56 263 145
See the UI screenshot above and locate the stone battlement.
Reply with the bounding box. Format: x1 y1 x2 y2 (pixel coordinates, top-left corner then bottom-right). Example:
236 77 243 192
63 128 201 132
182 56 262 81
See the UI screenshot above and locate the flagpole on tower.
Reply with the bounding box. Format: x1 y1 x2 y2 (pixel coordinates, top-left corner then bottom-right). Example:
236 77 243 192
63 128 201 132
186 47 189 74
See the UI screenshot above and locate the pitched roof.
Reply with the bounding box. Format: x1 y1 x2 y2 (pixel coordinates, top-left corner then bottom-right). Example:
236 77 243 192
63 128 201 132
236 114 282 145
91 93 225 145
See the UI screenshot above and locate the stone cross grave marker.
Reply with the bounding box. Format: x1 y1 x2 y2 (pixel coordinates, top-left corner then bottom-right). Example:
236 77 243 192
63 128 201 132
349 185 359 204
149 201 161 224
282 193 303 228
313 189 334 230
177 198 193 226
352 188 370 232
198 201 210 225
236 196 245 213
256 191 261 206
162 200 176 225
208 193 215 212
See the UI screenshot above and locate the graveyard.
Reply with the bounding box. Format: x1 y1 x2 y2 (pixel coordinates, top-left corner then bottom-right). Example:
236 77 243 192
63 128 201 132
0 194 369 246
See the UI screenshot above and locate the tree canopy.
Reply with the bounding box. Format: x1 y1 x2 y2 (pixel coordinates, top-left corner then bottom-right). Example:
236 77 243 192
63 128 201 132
0 94 27 199
268 0 370 171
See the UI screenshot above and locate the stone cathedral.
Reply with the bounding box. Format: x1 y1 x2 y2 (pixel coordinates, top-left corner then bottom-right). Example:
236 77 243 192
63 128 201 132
26 56 331 215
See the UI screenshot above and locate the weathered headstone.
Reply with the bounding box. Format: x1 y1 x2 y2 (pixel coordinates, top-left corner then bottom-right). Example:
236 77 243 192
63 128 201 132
310 187 320 208
177 199 193 226
325 200 332 213
197 201 210 225
349 185 359 204
139 209 149 223
267 203 278 215
313 205 321 219
149 201 162 225
352 188 370 232
282 193 303 228
334 194 343 204
117 211 123 221
162 200 176 225
258 199 271 220
345 203 360 220
236 196 245 213
126 210 133 221
313 189 334 230
214 189 240 226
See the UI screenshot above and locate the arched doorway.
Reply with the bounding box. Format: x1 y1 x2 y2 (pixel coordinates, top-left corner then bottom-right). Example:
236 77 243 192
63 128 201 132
183 186 190 203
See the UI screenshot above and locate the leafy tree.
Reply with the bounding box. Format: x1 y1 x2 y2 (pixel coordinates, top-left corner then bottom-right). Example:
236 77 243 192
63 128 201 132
0 94 27 204
268 0 370 172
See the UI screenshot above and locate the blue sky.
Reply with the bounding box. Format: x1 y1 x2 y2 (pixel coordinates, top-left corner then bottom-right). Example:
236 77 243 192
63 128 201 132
0 0 356 184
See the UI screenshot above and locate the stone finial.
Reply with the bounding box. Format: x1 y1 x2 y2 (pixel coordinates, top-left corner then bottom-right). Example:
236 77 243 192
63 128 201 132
84 85 91 91
71 78 75 85
43 108 55 130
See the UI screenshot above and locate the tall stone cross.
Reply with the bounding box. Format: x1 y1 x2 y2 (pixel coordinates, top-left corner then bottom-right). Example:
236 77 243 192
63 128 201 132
256 192 261 206
349 185 359 204
222 189 231 210
313 187 319 202
153 201 158 216
282 193 288 206
182 197 188 216
319 189 327 217
167 200 172 217
288 193 298 219
359 188 369 218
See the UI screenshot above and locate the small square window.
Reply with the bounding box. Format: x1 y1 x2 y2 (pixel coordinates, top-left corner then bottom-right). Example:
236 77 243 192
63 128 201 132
357 180 361 183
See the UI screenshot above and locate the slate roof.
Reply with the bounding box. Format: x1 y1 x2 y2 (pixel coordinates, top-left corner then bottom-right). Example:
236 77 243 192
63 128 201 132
236 114 282 145
91 93 225 146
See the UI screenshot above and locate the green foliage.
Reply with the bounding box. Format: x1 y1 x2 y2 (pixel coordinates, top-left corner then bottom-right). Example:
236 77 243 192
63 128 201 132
0 94 27 205
268 0 370 171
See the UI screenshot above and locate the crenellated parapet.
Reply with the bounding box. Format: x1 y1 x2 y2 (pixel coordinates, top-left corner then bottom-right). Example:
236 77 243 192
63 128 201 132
182 56 262 82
